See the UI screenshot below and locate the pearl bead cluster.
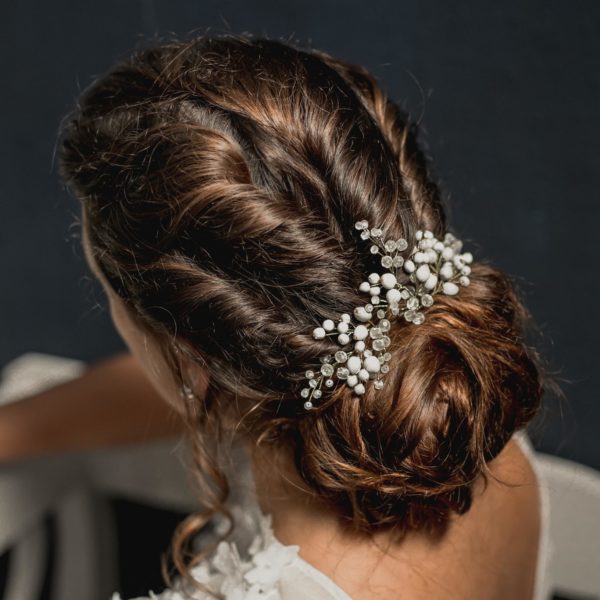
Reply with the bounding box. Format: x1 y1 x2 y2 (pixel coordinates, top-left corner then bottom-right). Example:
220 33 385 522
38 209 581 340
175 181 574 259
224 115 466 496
300 220 474 411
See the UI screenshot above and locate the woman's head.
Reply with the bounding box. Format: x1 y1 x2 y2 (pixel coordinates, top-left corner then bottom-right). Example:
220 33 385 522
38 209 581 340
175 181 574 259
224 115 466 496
59 33 543 573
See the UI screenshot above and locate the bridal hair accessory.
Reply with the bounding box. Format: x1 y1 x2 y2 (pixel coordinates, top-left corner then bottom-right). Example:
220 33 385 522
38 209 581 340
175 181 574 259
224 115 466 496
180 382 197 400
173 343 201 401
301 220 474 411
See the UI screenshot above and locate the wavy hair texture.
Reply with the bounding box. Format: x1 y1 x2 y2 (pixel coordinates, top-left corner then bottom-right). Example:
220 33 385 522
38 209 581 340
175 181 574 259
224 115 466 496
58 35 546 597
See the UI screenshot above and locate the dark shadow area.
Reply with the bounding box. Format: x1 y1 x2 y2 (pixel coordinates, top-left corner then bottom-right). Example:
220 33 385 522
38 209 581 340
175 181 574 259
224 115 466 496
111 499 190 599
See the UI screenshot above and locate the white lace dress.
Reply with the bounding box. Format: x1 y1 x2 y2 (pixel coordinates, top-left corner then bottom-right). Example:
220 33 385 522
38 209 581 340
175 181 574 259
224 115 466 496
113 430 552 600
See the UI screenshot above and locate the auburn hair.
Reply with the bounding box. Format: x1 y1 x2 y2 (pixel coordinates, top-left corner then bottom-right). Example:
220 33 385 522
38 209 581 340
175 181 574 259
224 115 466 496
58 35 546 597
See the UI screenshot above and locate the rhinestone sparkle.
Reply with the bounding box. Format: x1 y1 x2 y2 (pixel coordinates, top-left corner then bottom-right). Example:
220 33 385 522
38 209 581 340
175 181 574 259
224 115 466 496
373 339 385 351
336 367 350 379
407 296 419 310
421 294 434 307
412 312 425 325
392 256 404 267
335 350 348 363
381 255 393 268
321 363 334 377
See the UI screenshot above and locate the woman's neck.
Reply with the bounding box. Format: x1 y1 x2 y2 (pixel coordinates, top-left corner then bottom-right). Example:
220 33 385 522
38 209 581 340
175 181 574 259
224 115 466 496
243 436 540 600
245 439 352 540
244 439 442 597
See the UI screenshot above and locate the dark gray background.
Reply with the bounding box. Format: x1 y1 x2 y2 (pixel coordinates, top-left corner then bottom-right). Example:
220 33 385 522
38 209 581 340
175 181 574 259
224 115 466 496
1 1 598 469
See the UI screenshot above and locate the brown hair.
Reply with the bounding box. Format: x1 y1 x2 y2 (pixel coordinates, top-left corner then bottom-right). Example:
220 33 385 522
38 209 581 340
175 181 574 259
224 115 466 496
58 35 545 595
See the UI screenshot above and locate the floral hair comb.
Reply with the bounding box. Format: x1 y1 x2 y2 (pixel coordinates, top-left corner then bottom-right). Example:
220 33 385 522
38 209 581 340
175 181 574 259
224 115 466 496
301 220 474 410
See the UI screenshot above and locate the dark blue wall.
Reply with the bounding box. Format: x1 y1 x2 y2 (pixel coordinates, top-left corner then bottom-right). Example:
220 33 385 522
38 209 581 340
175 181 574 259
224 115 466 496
2 1 599 470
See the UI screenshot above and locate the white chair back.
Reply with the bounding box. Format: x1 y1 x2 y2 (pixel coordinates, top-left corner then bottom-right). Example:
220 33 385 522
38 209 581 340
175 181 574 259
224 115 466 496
0 353 197 600
537 452 600 598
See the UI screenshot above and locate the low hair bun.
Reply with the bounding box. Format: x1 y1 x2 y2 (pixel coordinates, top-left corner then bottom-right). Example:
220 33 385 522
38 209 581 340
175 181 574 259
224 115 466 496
296 261 543 532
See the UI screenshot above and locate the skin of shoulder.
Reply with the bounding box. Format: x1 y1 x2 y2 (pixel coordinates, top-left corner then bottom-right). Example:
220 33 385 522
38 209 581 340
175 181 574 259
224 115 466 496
249 436 541 600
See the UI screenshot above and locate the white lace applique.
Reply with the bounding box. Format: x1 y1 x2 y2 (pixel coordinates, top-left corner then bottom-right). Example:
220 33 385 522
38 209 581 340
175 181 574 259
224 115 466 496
112 510 301 600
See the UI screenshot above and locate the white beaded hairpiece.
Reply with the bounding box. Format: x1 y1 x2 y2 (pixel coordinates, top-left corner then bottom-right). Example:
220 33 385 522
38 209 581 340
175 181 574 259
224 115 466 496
301 220 474 410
